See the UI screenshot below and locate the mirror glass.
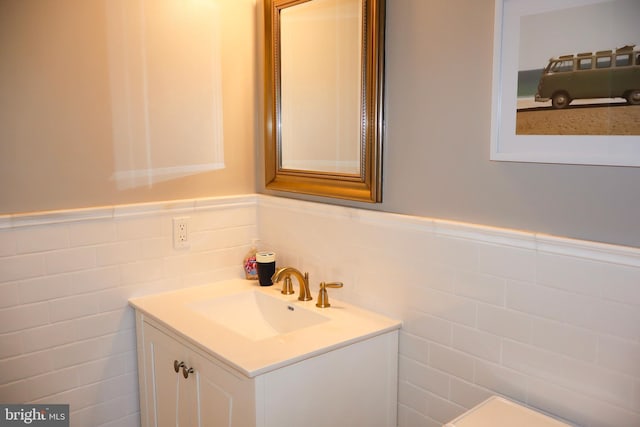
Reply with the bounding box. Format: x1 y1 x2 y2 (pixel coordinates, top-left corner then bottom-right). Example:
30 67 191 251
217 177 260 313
264 0 385 202
280 0 362 174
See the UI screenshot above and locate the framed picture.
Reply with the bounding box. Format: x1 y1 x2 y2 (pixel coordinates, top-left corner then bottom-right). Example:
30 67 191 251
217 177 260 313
490 0 640 166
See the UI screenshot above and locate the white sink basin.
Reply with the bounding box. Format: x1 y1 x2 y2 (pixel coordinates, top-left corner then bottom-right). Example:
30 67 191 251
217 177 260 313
129 278 401 377
187 290 329 341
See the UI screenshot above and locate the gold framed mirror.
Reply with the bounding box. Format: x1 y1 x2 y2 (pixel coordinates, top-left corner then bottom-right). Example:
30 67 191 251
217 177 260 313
263 0 385 203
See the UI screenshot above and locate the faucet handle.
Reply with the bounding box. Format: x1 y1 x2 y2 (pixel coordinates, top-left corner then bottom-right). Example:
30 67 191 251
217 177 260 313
316 282 343 308
280 276 294 295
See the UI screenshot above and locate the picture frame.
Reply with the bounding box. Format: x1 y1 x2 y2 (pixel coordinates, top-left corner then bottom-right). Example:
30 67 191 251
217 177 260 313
490 0 640 167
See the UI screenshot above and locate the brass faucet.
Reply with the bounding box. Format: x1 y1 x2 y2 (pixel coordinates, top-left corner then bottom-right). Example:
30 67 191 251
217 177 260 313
316 281 343 308
271 267 312 301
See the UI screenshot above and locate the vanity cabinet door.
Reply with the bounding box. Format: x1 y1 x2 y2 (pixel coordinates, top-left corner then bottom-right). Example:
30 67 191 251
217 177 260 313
140 319 257 427
142 323 198 426
190 349 257 427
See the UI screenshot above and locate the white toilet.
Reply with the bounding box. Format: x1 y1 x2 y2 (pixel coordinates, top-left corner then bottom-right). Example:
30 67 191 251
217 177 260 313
444 396 572 427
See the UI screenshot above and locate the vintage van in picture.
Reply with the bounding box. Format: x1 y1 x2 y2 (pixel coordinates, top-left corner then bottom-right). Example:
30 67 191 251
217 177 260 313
535 45 640 109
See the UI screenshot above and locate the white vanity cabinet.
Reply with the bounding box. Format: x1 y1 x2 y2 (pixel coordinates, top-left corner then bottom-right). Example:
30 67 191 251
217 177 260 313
138 319 256 427
135 312 399 427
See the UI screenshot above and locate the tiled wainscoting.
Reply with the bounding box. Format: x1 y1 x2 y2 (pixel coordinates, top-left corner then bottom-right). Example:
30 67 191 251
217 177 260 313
0 196 258 426
257 196 640 427
1 194 639 427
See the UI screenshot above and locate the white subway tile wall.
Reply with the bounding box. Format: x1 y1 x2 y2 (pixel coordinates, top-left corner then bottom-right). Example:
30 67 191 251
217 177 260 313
1 194 639 427
0 195 258 426
257 195 640 427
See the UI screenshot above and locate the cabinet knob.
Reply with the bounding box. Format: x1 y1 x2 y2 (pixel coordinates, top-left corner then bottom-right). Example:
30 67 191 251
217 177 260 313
182 365 195 379
174 360 185 373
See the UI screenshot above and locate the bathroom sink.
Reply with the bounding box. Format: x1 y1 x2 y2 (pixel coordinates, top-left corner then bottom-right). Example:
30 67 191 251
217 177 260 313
129 278 401 377
187 290 329 341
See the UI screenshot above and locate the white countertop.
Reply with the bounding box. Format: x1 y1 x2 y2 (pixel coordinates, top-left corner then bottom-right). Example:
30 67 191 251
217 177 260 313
129 278 401 377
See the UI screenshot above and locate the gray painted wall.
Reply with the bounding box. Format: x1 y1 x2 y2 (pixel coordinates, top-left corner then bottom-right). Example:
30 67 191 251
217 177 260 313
262 0 640 248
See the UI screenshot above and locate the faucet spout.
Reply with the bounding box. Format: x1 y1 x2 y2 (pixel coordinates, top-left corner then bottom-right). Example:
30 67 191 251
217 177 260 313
271 267 312 301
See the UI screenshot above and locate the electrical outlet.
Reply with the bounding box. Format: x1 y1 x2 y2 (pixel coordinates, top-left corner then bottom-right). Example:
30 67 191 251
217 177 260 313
173 217 190 249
